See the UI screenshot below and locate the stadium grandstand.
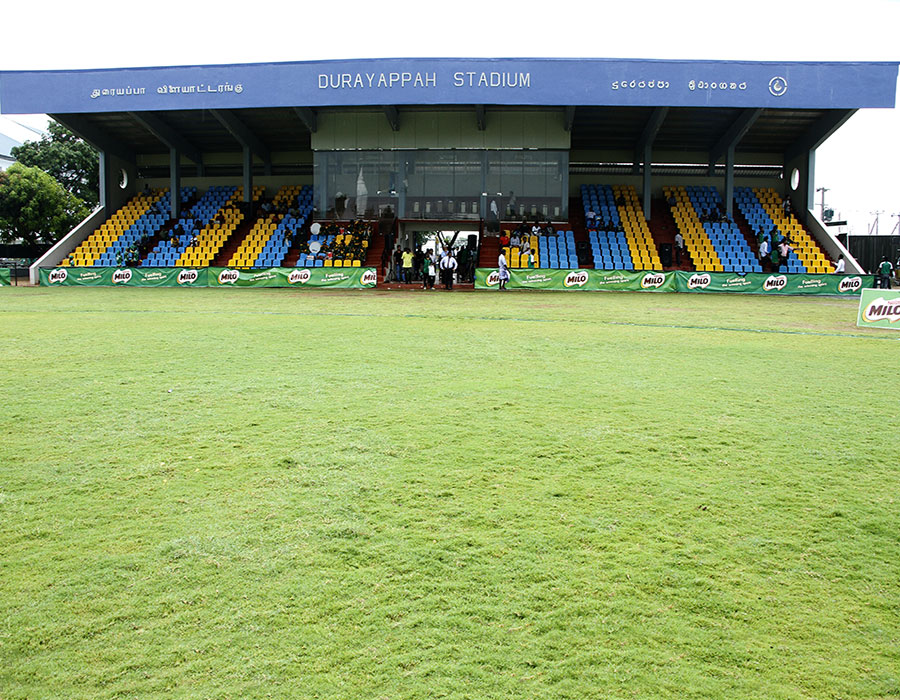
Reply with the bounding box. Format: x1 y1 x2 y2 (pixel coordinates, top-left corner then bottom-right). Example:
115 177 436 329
0 58 896 284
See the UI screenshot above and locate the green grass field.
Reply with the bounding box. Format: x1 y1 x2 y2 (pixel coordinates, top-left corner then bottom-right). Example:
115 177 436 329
1 287 898 699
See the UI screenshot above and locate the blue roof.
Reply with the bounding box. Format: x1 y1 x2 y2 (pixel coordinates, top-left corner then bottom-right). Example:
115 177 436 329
1 57 896 114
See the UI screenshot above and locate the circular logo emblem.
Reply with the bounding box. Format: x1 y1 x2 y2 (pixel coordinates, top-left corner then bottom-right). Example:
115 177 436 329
769 76 787 97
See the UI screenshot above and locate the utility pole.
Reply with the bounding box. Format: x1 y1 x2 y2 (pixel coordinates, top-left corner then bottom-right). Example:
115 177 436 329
869 211 883 236
815 187 829 219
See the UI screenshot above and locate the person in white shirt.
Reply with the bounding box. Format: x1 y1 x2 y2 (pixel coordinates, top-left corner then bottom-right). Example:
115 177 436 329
674 232 684 265
440 252 458 290
759 237 770 267
833 255 845 274
497 251 509 291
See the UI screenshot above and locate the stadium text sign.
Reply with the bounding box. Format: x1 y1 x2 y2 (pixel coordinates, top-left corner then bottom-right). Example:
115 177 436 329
3 59 897 114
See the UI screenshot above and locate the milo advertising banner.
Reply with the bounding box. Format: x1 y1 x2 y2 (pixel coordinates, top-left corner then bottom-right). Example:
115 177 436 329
676 271 872 296
857 288 900 331
40 267 207 287
208 267 377 289
475 268 675 292
0 268 10 286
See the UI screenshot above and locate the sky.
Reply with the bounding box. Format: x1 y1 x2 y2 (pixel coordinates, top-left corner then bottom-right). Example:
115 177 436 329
2 0 897 234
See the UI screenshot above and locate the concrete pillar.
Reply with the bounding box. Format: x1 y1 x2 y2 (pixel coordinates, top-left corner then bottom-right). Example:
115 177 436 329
642 145 652 221
99 151 137 213
169 148 181 220
724 146 735 218
243 146 252 204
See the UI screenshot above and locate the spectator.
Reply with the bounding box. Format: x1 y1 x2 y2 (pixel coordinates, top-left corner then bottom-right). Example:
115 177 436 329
414 248 424 282
586 208 597 229
758 237 770 268
674 231 684 265
833 254 845 274
422 249 436 290
509 231 521 249
506 191 517 217
499 231 510 248
440 251 457 290
877 256 893 288
392 246 402 282
497 249 509 291
401 247 414 283
778 240 792 268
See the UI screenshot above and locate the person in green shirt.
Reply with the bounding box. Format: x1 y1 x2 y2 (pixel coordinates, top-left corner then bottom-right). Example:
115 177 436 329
877 256 893 289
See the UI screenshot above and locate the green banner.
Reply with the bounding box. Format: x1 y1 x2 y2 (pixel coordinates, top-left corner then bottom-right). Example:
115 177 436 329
208 267 378 289
475 269 873 296
675 271 873 295
41 267 207 287
857 288 900 330
475 268 676 292
0 268 10 286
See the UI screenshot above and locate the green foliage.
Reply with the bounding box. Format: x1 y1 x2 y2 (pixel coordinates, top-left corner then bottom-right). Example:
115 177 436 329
11 120 99 207
0 163 89 245
1 289 898 699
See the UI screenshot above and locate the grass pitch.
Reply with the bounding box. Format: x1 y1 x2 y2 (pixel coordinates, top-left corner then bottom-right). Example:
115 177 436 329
1 287 898 699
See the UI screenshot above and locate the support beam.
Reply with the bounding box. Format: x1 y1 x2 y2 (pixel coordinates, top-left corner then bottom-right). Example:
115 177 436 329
724 146 735 218
475 105 486 131
564 106 576 132
210 109 271 174
632 107 668 218
383 105 400 132
632 107 669 176
129 111 203 173
784 109 857 161
708 108 761 174
293 107 317 133
50 113 135 163
169 148 181 220
242 147 253 205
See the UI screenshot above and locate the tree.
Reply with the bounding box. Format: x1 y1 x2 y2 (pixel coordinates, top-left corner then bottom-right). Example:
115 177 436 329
0 163 89 246
11 121 99 207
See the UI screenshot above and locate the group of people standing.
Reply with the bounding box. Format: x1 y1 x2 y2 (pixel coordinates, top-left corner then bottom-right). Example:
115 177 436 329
419 248 459 290
756 228 794 271
386 243 472 288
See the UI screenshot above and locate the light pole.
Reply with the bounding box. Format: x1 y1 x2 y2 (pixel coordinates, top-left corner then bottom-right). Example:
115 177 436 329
815 187 829 220
869 211 883 236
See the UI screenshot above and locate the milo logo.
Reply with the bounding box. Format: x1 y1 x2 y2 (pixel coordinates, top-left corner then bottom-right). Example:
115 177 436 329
48 268 68 284
838 276 862 294
288 269 312 285
485 271 500 287
564 270 589 288
687 273 711 289
763 275 787 291
218 269 240 285
641 273 666 289
112 269 133 285
360 269 378 286
863 297 900 323
177 269 199 285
